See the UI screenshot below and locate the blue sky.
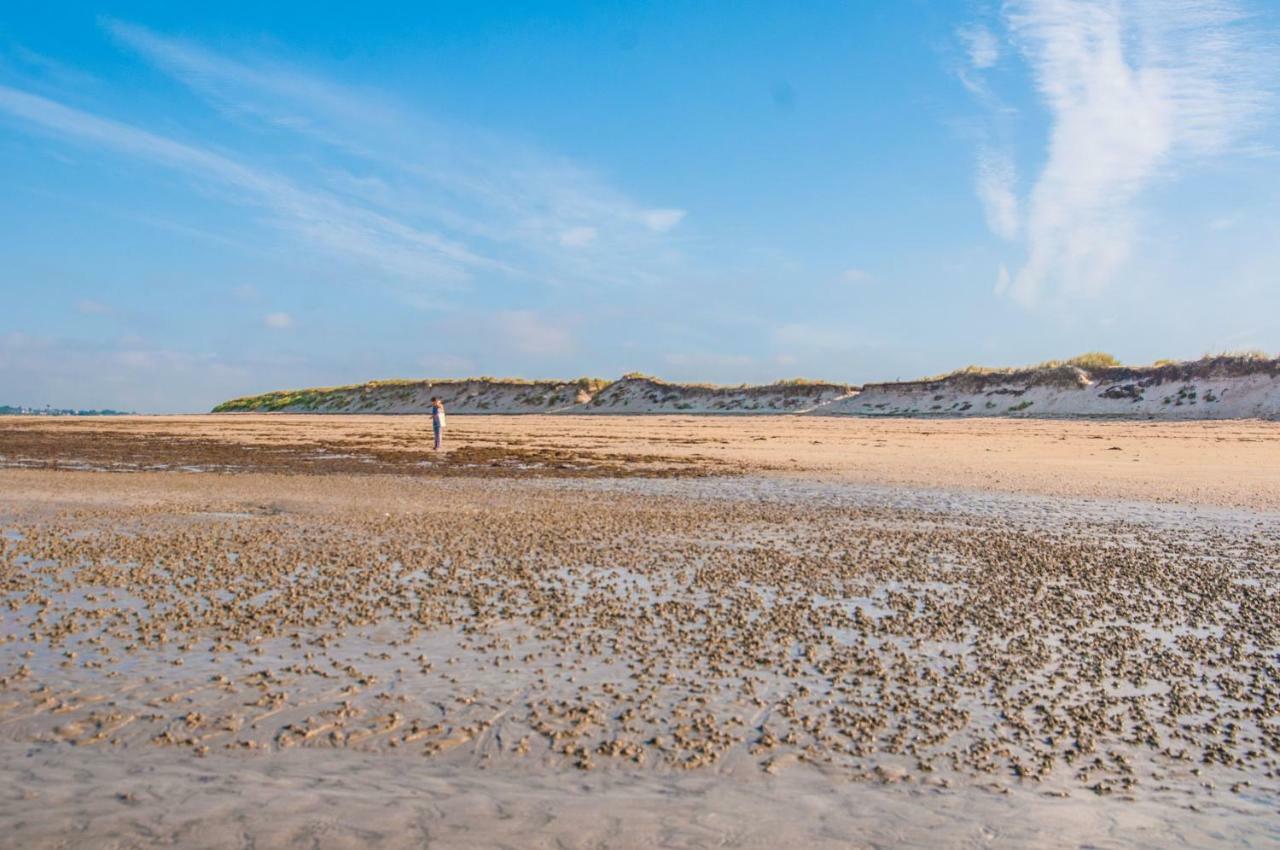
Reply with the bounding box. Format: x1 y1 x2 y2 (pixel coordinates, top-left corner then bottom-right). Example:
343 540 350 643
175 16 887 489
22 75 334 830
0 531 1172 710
1 1 1277 412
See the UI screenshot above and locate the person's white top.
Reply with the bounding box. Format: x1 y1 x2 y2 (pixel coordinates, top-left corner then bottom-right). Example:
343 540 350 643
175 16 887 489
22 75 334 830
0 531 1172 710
434 406 446 428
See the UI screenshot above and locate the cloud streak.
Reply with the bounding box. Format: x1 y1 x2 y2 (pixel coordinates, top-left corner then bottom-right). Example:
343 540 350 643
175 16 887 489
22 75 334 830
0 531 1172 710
0 84 495 283
0 21 688 299
958 25 1000 70
100 19 688 289
967 0 1271 305
975 148 1019 241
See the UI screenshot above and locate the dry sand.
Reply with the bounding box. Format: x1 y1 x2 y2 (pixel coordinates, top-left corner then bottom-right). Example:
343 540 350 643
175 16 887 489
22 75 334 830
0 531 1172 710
1 415 1278 848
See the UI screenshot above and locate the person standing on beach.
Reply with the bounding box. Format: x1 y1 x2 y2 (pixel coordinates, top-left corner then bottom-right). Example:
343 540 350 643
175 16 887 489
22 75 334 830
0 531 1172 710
431 397 446 450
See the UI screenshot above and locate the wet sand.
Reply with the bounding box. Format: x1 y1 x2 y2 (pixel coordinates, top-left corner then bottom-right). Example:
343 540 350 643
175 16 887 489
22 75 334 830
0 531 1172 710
3 413 1278 507
1 416 1278 848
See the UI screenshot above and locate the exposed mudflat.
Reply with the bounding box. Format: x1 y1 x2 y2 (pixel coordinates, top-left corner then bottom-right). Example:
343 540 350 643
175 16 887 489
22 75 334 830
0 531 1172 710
3 414 1278 507
1 416 1277 848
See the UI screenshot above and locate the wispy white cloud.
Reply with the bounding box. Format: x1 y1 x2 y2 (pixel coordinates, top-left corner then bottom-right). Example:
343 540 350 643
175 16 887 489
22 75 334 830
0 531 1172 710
0 21 688 300
958 25 1000 70
98 19 687 288
954 22 1007 99
996 0 1271 305
840 268 873 284
995 264 1012 296
975 148 1019 240
954 19 1019 240
638 209 686 233
0 84 493 283
1 42 102 90
489 310 574 356
263 312 293 329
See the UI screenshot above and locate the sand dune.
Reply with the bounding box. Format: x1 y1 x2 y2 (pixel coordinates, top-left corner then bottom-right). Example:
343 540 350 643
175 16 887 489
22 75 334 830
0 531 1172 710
826 356 1280 419
211 355 1280 420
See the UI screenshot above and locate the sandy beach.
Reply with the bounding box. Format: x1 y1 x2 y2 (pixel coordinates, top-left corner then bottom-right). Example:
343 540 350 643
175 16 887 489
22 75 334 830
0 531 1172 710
3 413 1278 506
1 415 1278 848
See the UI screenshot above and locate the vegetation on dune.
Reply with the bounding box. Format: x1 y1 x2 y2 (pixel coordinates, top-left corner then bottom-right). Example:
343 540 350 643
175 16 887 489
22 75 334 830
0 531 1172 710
612 374 733 391
922 352 1122 383
216 372 857 413
1199 348 1271 362
772 377 846 387
894 350 1280 392
1137 352 1280 380
574 377 611 393
213 389 332 413
747 378 854 395
214 376 611 413
611 374 851 392
1061 351 1122 370
213 354 1279 413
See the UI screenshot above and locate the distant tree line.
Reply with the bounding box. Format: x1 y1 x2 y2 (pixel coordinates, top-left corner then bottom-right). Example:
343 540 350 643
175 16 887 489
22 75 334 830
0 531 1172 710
0 405 132 416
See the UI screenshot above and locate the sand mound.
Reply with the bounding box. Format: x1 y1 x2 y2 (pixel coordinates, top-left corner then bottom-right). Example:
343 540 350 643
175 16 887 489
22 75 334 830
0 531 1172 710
214 377 607 415
213 355 1280 419
572 375 855 414
214 376 855 415
819 355 1280 419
